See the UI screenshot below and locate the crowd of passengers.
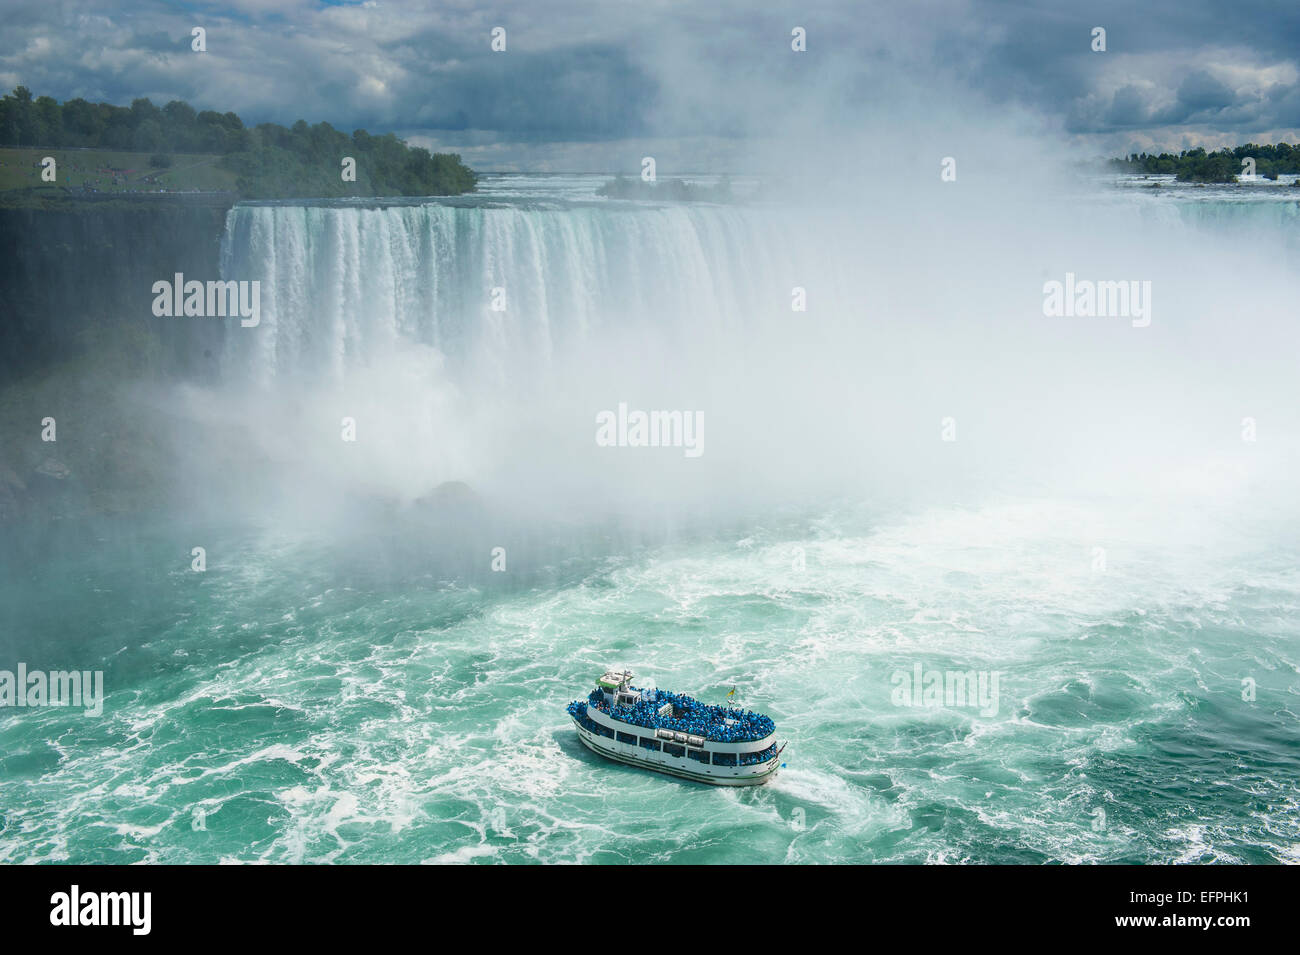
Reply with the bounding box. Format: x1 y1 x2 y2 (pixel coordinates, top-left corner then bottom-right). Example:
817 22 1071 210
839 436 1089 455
570 700 781 766
568 702 615 738
582 687 775 743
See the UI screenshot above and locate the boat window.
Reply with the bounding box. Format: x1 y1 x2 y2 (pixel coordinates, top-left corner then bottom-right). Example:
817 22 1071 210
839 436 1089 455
662 743 685 758
739 743 778 765
576 712 616 739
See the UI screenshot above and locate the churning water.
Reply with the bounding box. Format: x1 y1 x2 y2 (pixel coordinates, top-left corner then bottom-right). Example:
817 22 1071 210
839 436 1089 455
2 174 1298 863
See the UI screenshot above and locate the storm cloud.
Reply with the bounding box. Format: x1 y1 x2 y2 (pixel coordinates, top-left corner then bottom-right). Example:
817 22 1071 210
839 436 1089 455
1 0 1297 168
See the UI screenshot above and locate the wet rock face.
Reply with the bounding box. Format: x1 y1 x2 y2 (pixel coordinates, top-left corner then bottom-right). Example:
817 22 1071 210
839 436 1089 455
34 458 70 480
0 464 26 521
413 480 483 513
0 204 229 383
20 455 87 519
0 203 230 525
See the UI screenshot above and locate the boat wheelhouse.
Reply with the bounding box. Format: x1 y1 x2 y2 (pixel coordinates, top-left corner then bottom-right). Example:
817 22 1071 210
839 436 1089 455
567 670 784 786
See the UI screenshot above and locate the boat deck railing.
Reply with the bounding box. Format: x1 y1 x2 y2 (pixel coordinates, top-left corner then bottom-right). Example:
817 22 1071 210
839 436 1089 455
584 687 775 743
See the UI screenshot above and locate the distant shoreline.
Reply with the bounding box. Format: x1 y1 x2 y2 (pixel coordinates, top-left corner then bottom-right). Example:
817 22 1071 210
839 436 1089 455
0 87 478 202
1112 144 1300 184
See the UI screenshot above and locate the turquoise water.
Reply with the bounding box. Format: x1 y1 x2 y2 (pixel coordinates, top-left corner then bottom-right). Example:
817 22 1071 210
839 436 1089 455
2 494 1297 864
3 174 1299 864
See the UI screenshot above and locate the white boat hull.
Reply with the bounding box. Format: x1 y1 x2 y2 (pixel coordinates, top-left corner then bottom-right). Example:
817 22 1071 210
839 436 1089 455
573 719 782 786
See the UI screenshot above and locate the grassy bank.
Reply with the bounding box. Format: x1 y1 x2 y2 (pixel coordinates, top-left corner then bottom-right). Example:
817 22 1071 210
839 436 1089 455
0 147 238 195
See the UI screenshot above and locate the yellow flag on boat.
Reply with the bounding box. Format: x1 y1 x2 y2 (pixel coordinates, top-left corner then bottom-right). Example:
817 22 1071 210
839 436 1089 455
727 686 736 700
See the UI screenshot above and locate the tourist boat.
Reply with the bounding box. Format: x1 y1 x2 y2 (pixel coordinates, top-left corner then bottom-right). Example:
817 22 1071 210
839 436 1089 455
567 670 785 786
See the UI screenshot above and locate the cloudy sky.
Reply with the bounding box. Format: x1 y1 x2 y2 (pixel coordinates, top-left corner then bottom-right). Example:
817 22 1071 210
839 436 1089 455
1 0 1298 170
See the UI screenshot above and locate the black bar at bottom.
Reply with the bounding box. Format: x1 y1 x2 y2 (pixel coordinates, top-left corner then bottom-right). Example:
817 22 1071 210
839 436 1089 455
0 863 1277 942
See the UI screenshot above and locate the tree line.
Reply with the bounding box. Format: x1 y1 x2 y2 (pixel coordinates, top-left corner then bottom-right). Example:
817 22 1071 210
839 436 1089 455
1113 144 1300 183
0 87 476 198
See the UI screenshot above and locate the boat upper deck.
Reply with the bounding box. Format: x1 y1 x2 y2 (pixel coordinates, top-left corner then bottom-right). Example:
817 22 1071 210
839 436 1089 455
583 686 775 744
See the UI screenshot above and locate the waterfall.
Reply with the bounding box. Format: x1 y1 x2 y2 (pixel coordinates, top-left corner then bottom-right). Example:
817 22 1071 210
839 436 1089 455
212 199 851 503
209 190 1300 510
217 201 836 392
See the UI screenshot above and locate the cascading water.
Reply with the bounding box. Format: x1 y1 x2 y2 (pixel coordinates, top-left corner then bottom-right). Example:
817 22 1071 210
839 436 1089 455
211 197 867 510
207 182 1300 516
4 176 1300 864
218 201 841 391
